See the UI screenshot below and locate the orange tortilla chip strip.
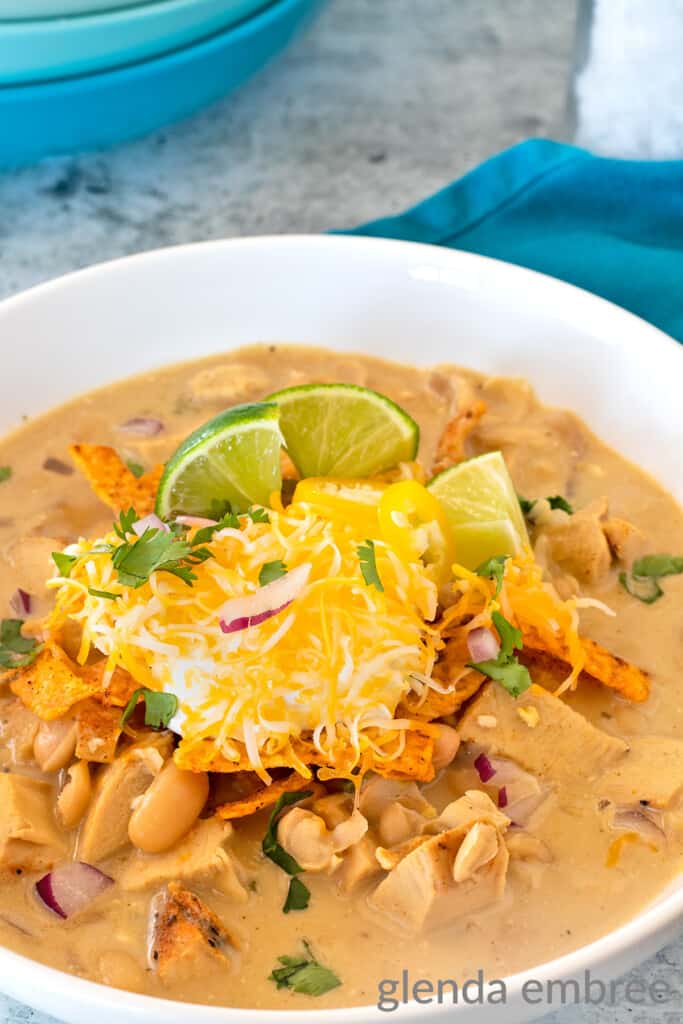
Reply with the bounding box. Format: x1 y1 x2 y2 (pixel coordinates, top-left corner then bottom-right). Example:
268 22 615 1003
216 772 324 820
75 699 123 763
177 728 436 783
69 444 163 516
399 634 484 720
10 646 100 720
520 622 650 703
78 660 138 708
433 398 487 474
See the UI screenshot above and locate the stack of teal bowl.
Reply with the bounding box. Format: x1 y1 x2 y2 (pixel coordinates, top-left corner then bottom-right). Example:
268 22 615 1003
0 0 324 167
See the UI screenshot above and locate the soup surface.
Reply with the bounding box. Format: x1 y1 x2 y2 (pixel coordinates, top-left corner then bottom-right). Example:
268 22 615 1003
0 344 682 1011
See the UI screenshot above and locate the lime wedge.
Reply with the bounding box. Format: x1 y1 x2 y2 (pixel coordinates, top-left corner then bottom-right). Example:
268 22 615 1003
155 403 282 518
427 451 530 569
267 383 419 478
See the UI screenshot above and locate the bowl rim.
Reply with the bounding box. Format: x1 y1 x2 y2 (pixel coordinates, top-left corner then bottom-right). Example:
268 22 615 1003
0 233 681 1022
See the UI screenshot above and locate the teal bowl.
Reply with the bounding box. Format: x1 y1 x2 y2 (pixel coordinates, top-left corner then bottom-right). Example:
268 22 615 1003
0 0 149 16
0 0 275 83
0 0 325 167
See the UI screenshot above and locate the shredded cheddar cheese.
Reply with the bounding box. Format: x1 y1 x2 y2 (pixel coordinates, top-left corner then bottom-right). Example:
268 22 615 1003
48 500 442 779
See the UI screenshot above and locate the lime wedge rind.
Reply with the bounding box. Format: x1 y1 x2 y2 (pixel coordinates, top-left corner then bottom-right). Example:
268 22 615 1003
267 383 419 478
155 402 283 519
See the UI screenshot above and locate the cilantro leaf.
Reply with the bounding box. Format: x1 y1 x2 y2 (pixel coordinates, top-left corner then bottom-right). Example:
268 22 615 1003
547 495 574 514
519 494 574 517
632 554 683 578
283 876 310 913
248 506 270 524
120 687 178 729
112 527 211 589
0 619 43 670
259 560 288 587
491 609 523 660
269 945 341 996
52 551 78 577
475 555 509 596
193 511 240 545
467 610 531 698
518 495 535 516
88 587 119 601
358 540 383 592
0 466 11 484
113 508 138 540
619 554 683 605
262 790 312 877
126 461 145 479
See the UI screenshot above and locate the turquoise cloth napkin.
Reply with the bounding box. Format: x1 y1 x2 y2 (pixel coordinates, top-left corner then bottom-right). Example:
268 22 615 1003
345 138 683 344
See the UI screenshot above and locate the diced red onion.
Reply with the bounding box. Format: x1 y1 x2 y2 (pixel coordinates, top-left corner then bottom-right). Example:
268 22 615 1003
498 785 508 809
489 756 547 825
132 513 169 537
219 562 311 635
474 752 496 783
9 588 32 616
467 627 500 663
117 417 164 437
42 457 73 476
35 862 113 919
175 516 217 528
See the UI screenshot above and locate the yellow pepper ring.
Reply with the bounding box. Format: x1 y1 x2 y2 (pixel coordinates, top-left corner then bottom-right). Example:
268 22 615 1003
378 480 456 576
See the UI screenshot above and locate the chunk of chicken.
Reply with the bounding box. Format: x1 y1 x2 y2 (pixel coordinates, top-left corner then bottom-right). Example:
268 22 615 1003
78 733 173 863
602 517 647 564
118 818 247 901
0 699 40 765
0 774 66 871
541 499 612 584
335 834 383 893
459 684 628 783
368 822 508 932
149 883 237 984
426 790 510 835
359 777 435 824
599 736 683 808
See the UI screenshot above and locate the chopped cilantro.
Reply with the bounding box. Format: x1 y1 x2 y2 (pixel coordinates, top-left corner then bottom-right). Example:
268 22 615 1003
475 555 509 596
0 466 11 484
193 510 240 545
120 687 178 729
547 495 574 514
113 508 138 540
111 518 213 589
358 540 383 592
619 554 683 605
262 790 311 875
467 610 531 698
259 560 288 587
269 942 341 996
283 876 310 913
262 790 312 912
248 506 271 524
126 461 145 479
88 587 119 601
0 619 43 670
52 551 78 577
519 494 574 517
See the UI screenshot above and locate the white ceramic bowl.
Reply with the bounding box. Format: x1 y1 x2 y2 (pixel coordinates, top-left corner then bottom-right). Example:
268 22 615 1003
0 235 681 1024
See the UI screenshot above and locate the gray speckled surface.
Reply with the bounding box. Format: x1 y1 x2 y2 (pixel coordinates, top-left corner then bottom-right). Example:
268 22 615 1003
0 1 681 1021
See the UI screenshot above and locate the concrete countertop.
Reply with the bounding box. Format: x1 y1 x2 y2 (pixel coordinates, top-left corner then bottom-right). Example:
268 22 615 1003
0 1 681 1021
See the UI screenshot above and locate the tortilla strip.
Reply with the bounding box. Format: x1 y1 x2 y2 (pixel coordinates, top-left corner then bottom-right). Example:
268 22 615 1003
176 727 436 783
69 444 163 516
520 622 650 702
432 397 487 473
216 772 325 820
399 634 484 721
75 698 123 763
77 660 138 708
10 646 101 721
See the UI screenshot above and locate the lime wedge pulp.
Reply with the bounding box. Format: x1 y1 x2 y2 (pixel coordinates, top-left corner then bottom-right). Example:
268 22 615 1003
427 451 530 570
267 383 419 478
155 402 282 519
